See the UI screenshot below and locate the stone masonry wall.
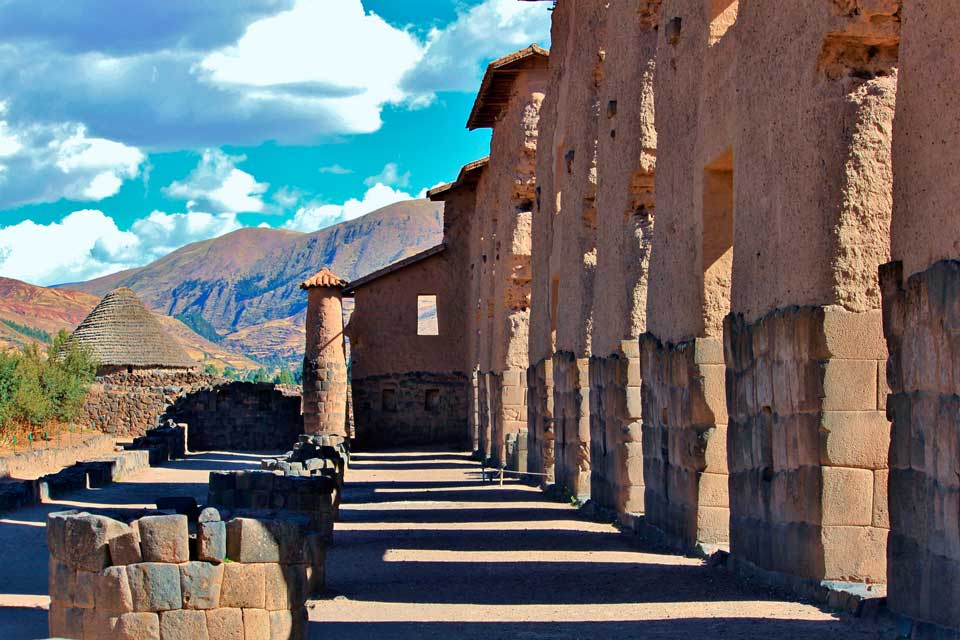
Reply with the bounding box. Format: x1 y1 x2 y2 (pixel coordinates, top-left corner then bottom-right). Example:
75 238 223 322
881 261 960 629
47 508 324 640
553 352 591 500
526 358 554 482
164 382 303 452
726 306 888 583
79 371 217 438
351 372 469 449
589 340 644 518
639 336 729 550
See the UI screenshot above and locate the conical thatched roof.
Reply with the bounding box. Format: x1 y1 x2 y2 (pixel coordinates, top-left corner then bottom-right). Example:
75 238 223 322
68 288 195 369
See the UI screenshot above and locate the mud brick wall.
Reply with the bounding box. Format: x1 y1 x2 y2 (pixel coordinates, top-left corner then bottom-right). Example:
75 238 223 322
726 305 888 583
164 382 302 452
526 358 554 482
639 336 729 550
588 341 644 517
79 371 218 437
47 509 323 640
881 261 960 629
351 372 468 449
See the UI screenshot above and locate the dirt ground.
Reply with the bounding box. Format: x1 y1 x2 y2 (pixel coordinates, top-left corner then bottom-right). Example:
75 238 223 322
312 450 897 640
0 449 897 639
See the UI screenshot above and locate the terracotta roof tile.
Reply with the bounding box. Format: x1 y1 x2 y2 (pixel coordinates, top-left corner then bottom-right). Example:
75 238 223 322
300 268 347 290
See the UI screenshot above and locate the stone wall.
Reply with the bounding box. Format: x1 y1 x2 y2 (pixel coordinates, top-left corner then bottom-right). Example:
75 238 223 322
79 371 217 438
164 382 302 453
208 470 338 543
882 0 960 632
639 336 728 550
351 372 469 449
881 261 960 630
727 306 888 583
47 509 322 640
552 352 590 500
525 358 554 482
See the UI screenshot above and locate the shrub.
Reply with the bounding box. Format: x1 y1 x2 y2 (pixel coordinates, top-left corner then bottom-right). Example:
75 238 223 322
0 330 98 433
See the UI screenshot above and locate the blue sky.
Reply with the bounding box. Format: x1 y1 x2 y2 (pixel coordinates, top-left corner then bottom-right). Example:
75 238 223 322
0 0 552 285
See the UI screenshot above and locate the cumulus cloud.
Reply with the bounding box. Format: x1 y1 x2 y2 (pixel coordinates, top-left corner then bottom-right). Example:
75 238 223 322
0 209 242 286
0 1 293 56
164 149 268 213
0 0 550 149
364 162 411 189
0 105 145 208
401 0 551 95
283 183 415 232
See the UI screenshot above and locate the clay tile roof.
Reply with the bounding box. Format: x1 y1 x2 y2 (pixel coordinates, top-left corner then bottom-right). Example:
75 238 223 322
67 288 195 369
467 44 549 131
427 157 490 201
300 268 347 290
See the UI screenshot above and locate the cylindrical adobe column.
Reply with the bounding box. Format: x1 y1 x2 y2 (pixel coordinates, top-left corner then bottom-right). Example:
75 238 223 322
301 268 348 437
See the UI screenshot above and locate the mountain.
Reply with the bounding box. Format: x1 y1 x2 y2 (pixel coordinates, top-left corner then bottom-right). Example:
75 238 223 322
0 277 261 372
62 199 444 367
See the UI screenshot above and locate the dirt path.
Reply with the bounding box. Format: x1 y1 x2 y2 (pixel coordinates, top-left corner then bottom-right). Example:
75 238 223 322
0 449 897 639
311 450 895 639
0 451 264 640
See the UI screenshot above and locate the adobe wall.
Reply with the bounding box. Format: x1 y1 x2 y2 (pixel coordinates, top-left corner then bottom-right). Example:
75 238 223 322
79 371 218 438
881 0 960 631
527 0 607 499
588 0 659 517
471 70 545 467
346 252 470 449
163 382 303 452
643 0 897 580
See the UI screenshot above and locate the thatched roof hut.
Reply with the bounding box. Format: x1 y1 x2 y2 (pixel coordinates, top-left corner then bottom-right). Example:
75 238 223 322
69 287 195 374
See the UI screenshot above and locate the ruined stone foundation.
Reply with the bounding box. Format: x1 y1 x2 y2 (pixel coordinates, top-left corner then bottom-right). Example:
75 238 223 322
639 336 729 550
526 358 555 482
726 306 888 584
881 261 960 630
553 352 591 500
588 340 645 517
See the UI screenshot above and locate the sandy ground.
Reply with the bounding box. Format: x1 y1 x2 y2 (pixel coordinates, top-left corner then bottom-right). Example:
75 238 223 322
0 448 897 639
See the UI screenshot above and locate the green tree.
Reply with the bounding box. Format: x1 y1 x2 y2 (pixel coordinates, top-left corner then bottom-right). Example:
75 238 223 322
45 330 97 423
204 363 221 376
275 368 295 385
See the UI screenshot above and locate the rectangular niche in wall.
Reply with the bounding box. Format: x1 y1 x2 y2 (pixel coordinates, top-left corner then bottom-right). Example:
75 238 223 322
382 388 398 412
702 148 734 339
425 389 441 412
418 295 439 336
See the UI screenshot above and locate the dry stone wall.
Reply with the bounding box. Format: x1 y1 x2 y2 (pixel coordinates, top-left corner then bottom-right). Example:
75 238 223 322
164 382 302 452
79 371 218 438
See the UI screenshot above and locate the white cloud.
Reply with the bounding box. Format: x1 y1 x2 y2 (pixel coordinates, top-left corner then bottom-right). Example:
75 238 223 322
318 164 352 175
0 0 550 149
197 0 424 135
0 209 241 286
0 108 145 208
164 149 268 213
364 162 410 188
401 0 551 95
283 183 415 232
